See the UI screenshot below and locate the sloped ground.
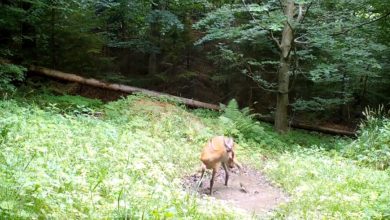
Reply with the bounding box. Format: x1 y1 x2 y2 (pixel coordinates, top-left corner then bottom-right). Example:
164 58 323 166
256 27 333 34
2 93 389 219
183 165 289 216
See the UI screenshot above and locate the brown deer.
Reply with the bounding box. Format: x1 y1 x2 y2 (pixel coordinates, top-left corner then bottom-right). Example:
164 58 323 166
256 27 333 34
199 136 242 195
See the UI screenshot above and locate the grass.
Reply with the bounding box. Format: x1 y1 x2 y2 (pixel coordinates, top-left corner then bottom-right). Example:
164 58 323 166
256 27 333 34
263 149 390 219
0 96 246 219
0 93 389 219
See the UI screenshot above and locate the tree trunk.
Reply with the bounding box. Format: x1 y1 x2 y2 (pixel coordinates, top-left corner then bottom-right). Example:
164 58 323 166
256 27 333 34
148 1 160 75
275 55 291 132
274 0 295 133
21 1 36 61
29 65 220 110
148 53 157 75
50 2 57 68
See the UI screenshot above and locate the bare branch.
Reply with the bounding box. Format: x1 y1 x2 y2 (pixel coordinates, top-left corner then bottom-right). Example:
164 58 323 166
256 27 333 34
332 11 390 36
250 76 278 93
294 34 309 44
300 2 313 24
245 64 278 93
296 4 303 22
270 30 281 48
294 39 310 44
241 0 257 22
277 0 285 12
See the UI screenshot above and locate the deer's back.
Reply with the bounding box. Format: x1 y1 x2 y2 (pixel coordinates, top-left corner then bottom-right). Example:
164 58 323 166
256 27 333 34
200 136 229 169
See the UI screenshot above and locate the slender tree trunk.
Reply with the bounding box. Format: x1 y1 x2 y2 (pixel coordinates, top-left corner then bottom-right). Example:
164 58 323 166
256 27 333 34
21 1 36 61
148 1 159 75
50 2 57 69
275 0 295 133
339 71 351 121
361 75 368 106
184 14 192 70
148 53 157 75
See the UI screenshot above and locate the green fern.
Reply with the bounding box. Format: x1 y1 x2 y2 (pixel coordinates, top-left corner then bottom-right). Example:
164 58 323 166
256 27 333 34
220 99 264 141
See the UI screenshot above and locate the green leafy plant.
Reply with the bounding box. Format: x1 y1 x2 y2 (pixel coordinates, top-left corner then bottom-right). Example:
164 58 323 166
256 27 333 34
0 63 26 94
219 99 264 141
29 94 103 116
342 106 390 170
264 149 390 219
1 94 390 219
0 96 244 219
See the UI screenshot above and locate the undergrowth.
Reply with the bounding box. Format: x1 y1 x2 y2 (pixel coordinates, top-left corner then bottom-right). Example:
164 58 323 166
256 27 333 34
264 149 390 219
0 93 389 219
0 96 246 219
342 106 390 170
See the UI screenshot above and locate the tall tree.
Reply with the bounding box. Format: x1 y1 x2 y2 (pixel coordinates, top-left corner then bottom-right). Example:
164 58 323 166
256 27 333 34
274 0 297 132
194 1 309 133
194 0 388 133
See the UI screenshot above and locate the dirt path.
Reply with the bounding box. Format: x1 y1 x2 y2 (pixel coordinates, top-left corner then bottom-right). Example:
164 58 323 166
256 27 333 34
183 165 289 215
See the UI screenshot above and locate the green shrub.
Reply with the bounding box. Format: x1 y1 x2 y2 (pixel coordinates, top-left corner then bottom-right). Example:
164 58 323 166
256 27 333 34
0 63 26 94
27 93 104 116
219 99 264 141
343 106 390 170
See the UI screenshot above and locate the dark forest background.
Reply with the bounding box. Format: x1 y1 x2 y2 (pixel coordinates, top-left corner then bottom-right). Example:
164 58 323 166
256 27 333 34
1 0 389 131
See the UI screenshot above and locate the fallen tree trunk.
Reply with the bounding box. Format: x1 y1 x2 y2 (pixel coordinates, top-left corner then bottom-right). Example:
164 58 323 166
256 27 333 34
28 65 356 136
29 65 220 110
258 116 356 136
293 122 355 136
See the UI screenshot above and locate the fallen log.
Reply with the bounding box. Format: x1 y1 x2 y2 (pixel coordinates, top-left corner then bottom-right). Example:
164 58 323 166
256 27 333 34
29 65 220 110
28 65 356 136
293 122 355 136
258 116 356 136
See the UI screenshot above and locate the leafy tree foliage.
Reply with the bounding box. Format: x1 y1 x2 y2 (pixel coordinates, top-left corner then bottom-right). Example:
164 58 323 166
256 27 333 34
0 0 110 73
194 0 389 132
0 0 389 132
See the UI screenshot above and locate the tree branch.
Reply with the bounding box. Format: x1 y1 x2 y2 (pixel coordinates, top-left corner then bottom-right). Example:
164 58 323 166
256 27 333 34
294 34 309 44
299 1 313 24
245 64 278 93
332 11 390 36
241 0 257 22
270 30 281 48
277 0 285 12
296 4 303 22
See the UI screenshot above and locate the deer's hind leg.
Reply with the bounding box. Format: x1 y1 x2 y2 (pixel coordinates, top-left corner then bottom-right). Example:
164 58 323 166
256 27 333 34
198 164 206 187
222 162 229 186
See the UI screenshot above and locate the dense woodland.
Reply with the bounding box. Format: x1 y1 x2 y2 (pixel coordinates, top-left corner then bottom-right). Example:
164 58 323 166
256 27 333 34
0 0 390 219
1 0 389 132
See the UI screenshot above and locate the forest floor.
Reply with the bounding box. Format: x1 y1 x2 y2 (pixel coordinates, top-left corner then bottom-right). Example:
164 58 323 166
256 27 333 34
1 90 389 219
183 165 289 215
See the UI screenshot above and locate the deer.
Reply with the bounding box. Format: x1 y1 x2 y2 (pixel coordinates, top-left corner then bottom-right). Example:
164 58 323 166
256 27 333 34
199 136 242 195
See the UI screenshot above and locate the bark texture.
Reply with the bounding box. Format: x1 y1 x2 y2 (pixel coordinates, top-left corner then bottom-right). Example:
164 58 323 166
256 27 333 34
275 0 295 133
29 65 220 110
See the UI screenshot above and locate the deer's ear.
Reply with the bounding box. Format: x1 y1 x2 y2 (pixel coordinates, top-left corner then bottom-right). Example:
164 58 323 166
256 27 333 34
224 137 234 151
228 138 234 147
